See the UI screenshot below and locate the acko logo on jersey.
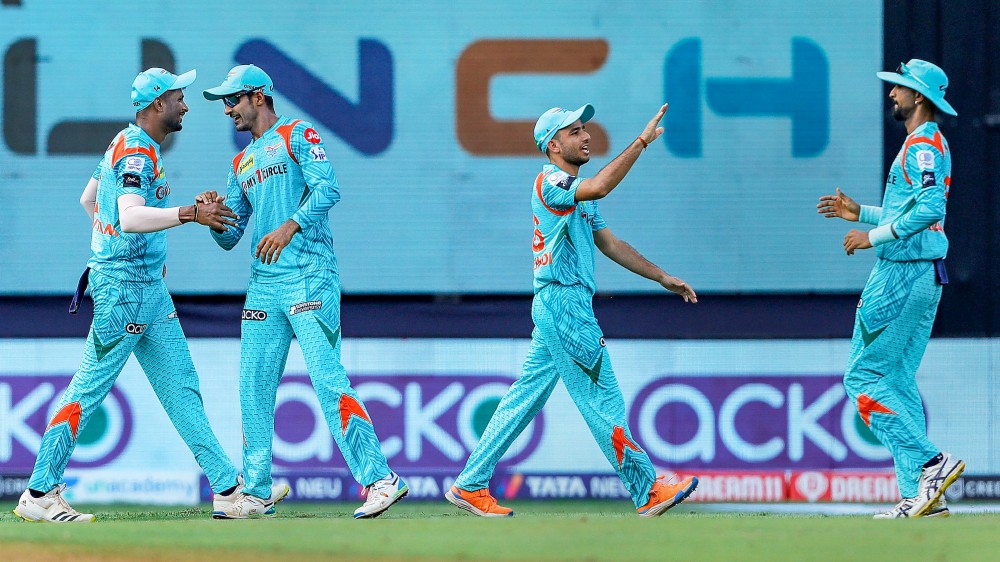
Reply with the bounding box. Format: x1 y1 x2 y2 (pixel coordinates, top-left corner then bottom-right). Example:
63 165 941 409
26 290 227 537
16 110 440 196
242 309 268 321
0 375 133 470
125 323 147 335
303 128 322 144
271 374 542 471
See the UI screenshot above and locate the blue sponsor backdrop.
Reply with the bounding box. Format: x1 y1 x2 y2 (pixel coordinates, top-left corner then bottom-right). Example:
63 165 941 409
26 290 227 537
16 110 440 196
0 1 882 294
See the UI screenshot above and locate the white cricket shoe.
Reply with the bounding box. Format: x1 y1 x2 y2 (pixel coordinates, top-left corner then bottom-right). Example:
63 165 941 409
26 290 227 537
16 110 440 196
923 497 950 518
215 493 276 519
873 497 918 519
912 452 965 517
874 496 950 519
213 475 291 520
13 485 94 523
354 472 408 519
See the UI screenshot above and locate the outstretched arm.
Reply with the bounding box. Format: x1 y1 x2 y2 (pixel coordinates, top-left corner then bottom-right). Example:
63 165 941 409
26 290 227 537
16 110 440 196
117 194 238 233
574 104 667 202
593 227 697 303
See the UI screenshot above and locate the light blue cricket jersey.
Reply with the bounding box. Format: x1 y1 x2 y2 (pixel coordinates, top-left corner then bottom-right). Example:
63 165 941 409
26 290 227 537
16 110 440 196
212 116 340 281
863 121 952 261
88 124 171 283
531 163 608 294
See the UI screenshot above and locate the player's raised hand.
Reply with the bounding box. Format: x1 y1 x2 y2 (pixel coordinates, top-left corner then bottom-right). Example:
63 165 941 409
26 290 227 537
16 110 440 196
817 187 860 222
195 199 238 232
255 219 301 265
639 103 668 145
195 190 220 204
661 274 698 303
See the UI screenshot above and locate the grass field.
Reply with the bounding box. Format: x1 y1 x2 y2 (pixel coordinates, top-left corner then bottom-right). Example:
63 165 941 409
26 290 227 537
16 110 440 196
3 501 1000 561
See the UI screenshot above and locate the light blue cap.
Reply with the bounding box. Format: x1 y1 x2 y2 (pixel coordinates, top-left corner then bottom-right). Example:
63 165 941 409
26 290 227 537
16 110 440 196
131 68 196 111
203 64 274 101
876 59 957 117
533 104 595 152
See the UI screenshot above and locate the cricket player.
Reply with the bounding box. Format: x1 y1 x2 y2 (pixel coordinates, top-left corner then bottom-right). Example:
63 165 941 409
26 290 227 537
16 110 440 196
818 59 965 519
446 104 699 517
13 68 285 523
199 65 406 519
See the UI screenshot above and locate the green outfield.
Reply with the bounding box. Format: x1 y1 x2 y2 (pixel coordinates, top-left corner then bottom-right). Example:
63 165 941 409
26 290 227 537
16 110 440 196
2 501 999 562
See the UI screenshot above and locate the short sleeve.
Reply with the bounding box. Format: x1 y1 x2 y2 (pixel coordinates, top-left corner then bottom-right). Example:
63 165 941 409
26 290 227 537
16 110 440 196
114 154 154 197
539 170 578 210
590 201 607 232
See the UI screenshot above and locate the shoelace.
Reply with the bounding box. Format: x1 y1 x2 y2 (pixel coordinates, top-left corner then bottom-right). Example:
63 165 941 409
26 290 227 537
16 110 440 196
50 484 77 513
364 475 396 501
479 493 499 510
371 475 397 496
652 475 679 492
233 494 269 513
891 498 916 516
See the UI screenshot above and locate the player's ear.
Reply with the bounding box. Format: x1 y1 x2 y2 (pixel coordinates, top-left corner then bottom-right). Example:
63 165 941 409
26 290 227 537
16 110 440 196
547 138 560 154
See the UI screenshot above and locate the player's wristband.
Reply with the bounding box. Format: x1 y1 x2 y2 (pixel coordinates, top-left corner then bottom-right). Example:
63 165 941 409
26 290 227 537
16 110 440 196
868 224 897 246
636 136 649 150
859 205 881 225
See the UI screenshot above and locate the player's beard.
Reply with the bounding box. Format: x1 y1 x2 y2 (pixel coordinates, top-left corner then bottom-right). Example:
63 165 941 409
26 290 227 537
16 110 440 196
563 148 590 167
892 103 911 122
165 113 184 132
232 112 252 132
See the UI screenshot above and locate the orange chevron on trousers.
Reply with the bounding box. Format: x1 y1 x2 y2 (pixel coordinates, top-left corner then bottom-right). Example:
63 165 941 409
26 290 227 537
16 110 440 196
339 394 372 434
857 394 896 427
47 402 83 440
612 425 641 467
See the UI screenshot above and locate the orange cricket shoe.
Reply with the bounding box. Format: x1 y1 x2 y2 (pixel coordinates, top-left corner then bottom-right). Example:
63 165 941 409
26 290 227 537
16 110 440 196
445 485 514 517
637 476 699 517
